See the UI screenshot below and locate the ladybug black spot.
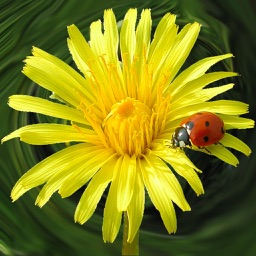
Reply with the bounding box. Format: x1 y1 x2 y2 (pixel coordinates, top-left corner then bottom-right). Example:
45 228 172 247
203 136 209 142
205 121 209 127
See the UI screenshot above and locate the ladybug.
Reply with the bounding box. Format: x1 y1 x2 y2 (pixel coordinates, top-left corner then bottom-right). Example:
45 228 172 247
171 112 225 149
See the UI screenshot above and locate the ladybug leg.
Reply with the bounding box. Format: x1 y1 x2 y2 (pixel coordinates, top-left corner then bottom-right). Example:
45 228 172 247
164 140 183 153
164 140 171 148
214 142 224 147
197 146 212 154
204 147 212 154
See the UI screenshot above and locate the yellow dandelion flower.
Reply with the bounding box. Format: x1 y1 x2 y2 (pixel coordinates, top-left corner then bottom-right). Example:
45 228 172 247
2 8 254 245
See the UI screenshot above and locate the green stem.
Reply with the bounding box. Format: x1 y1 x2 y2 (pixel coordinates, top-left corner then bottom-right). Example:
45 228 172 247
122 211 139 255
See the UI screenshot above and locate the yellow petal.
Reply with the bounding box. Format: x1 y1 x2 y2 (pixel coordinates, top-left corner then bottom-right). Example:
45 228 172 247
135 9 151 56
127 163 144 242
164 22 201 85
68 24 108 86
59 148 116 197
35 154 93 207
169 53 233 94
68 24 118 108
139 157 177 233
90 20 105 57
2 124 97 145
168 100 250 121
221 133 252 156
179 83 234 105
28 47 95 103
134 9 151 81
103 156 123 243
67 24 94 76
144 151 191 211
32 47 91 93
148 13 177 73
120 9 137 67
220 114 255 130
153 146 204 196
103 10 125 99
75 155 117 224
67 37 88 76
171 71 237 103
194 144 239 166
8 95 88 125
115 154 136 211
23 60 78 107
11 143 95 201
172 162 204 196
103 9 119 66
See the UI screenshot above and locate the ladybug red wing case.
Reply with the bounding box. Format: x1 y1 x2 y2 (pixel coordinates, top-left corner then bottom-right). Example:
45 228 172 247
171 112 225 149
181 112 225 147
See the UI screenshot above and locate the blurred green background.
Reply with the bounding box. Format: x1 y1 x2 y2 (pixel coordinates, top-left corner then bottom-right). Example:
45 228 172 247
0 0 255 255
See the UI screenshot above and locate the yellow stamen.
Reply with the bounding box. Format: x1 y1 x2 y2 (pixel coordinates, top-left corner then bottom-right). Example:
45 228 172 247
103 97 170 157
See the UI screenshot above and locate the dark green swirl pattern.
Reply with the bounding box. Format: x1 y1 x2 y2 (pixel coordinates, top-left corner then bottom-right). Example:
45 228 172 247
0 0 255 255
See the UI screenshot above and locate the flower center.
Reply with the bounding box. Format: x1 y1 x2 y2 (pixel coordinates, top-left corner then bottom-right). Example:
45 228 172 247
116 100 136 118
103 97 152 156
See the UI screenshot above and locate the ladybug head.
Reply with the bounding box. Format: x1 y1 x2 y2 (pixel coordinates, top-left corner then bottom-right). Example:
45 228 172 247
171 127 191 148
